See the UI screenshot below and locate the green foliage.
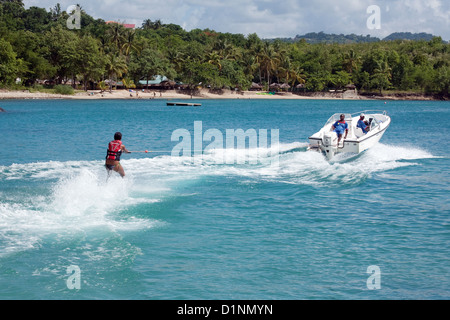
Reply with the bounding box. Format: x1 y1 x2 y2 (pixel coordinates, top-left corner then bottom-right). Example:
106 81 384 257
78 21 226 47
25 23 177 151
0 38 26 84
54 84 74 95
0 3 448 96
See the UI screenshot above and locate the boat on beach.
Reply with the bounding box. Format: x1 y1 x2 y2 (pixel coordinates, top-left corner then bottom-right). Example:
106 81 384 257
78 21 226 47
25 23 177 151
308 110 391 160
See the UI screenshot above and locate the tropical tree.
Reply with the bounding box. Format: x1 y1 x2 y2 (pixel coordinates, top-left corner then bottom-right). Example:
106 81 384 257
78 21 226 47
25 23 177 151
0 0 26 31
6 30 56 85
106 22 125 54
166 47 184 74
289 64 306 88
259 42 279 87
76 35 105 91
343 49 361 74
354 70 371 91
97 80 107 92
241 54 258 82
207 51 222 70
412 65 434 92
434 66 450 95
43 25 80 84
121 28 140 61
332 70 351 89
371 60 392 93
128 47 174 89
105 53 127 92
305 72 328 92
0 38 26 85
122 77 136 90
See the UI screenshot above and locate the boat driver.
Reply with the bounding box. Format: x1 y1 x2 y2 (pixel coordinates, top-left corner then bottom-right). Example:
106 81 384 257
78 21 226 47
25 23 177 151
357 113 370 134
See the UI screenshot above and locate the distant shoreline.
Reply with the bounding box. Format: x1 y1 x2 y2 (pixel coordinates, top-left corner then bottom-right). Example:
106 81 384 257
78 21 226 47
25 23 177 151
0 89 446 101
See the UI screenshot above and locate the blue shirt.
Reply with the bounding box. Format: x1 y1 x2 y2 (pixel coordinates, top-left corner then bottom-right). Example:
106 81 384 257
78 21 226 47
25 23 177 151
333 120 348 134
357 119 368 133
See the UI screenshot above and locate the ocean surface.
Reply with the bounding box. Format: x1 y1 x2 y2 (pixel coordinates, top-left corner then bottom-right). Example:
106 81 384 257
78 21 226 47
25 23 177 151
0 98 449 300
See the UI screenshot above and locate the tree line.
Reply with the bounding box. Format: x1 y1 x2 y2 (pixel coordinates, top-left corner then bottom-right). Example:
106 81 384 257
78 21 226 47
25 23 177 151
0 0 449 96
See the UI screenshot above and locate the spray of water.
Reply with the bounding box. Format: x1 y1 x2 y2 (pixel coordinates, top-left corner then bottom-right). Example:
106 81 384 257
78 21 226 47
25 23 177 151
0 142 435 256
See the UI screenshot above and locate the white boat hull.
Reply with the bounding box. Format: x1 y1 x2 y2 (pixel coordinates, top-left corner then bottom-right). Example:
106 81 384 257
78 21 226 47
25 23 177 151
308 110 391 160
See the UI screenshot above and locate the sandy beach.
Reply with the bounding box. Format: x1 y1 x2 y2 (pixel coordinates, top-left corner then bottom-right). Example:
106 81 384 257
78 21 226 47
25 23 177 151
0 88 440 101
0 88 364 100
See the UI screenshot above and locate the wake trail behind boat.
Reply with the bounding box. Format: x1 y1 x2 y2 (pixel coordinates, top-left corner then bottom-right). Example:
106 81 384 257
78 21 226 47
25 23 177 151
0 141 436 257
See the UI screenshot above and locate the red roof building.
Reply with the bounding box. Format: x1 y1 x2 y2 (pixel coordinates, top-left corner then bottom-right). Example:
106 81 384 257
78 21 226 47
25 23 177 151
106 21 135 29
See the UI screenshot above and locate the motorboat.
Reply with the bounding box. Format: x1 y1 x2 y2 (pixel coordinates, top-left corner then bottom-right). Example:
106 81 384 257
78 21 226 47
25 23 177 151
308 110 391 160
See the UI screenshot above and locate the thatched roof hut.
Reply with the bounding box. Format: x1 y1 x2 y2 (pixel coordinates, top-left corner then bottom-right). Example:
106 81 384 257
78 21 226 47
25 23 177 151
161 80 176 89
250 82 263 91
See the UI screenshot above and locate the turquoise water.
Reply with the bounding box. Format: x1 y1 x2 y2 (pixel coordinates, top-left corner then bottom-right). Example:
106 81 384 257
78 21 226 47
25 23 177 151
0 99 449 300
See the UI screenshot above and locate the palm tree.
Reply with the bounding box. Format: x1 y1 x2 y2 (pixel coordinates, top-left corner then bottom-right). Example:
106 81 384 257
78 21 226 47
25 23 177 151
259 42 279 88
142 19 152 29
105 54 128 92
207 51 222 70
252 42 264 84
343 49 361 74
142 19 163 30
225 46 242 61
107 22 125 54
121 29 140 61
276 51 291 84
284 63 306 90
291 65 306 88
122 78 136 90
98 33 112 55
98 81 107 93
150 19 163 30
246 35 264 84
242 54 258 80
167 48 184 74
372 60 392 93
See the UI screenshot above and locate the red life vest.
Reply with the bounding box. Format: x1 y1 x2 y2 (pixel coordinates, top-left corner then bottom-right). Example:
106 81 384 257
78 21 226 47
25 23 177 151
106 140 123 161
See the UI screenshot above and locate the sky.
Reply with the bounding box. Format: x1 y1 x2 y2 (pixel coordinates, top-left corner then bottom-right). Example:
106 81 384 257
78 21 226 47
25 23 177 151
23 0 450 40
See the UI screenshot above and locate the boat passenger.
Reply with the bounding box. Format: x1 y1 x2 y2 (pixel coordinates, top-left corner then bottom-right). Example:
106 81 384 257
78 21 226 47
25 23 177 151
332 114 348 143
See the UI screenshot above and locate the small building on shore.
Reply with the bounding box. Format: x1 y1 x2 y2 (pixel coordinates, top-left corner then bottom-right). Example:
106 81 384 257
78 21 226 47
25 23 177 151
249 82 263 91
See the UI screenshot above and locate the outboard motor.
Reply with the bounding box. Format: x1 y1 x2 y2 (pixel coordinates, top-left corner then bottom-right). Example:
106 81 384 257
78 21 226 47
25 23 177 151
322 132 338 159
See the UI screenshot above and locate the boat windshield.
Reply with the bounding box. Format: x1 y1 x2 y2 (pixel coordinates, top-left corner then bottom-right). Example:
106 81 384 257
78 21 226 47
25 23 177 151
321 110 388 131
324 113 352 127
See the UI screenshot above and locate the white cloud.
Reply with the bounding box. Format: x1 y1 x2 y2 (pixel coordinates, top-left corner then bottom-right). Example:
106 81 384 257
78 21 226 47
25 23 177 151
22 0 450 40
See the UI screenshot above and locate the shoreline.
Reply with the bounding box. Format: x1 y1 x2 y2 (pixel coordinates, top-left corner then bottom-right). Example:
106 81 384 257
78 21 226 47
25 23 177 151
0 89 445 101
